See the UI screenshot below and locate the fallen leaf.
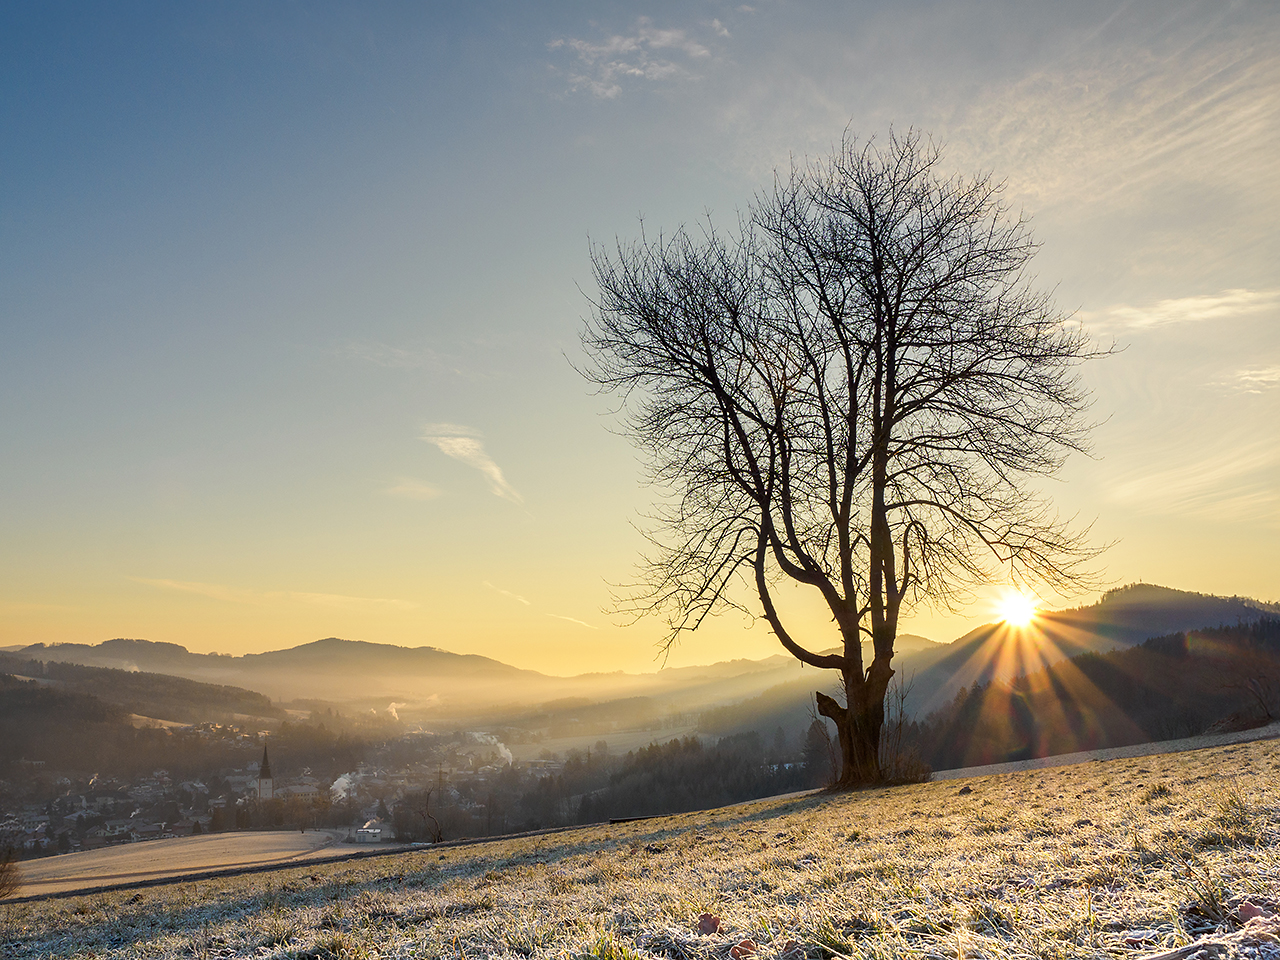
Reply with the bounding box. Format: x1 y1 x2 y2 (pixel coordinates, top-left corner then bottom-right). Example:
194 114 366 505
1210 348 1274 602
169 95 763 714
1123 929 1159 946
1238 902 1266 922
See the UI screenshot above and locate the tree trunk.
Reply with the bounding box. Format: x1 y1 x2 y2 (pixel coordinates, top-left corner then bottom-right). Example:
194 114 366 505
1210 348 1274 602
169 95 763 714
816 666 892 788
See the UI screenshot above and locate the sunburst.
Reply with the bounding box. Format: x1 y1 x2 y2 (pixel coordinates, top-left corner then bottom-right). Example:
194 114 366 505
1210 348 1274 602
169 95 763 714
997 591 1039 627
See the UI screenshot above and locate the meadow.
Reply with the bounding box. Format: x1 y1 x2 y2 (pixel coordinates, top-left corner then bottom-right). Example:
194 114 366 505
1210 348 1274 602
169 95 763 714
2 739 1277 960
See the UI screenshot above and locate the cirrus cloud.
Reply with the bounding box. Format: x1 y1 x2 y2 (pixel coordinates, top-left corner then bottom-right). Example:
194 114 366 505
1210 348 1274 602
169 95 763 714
1081 288 1280 332
422 424 523 504
549 17 717 99
384 477 442 501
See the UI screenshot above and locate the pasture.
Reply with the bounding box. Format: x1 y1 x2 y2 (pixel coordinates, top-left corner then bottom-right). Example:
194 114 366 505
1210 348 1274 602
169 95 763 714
3 739 1277 959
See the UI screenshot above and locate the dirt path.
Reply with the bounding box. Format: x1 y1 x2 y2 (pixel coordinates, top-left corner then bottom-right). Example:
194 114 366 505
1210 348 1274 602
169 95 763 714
17 830 344 896
931 719 1280 781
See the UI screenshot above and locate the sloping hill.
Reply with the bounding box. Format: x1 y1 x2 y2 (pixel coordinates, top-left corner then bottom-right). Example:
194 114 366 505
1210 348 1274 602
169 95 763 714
4 740 1277 958
907 583 1280 714
701 585 1280 739
919 616 1280 769
0 653 283 725
9 637 555 706
1039 582 1278 648
12 584 1270 726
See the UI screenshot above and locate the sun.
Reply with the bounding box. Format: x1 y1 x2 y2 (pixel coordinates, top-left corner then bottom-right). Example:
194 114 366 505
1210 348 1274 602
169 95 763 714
997 591 1039 628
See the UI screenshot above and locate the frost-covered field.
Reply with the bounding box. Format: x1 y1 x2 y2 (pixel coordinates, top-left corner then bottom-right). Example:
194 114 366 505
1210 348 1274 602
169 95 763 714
18 830 340 897
3 740 1278 960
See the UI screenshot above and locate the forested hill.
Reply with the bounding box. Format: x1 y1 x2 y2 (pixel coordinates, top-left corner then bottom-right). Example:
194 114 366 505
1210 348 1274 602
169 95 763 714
0 653 283 725
1039 583 1280 648
699 585 1280 744
918 617 1280 770
6 636 542 705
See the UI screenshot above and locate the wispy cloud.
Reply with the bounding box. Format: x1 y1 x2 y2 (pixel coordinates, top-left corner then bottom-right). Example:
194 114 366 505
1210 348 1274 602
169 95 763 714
422 423 522 503
1229 364 1280 394
384 477 442 501
331 340 453 371
483 580 530 606
1082 288 1280 332
131 578 416 610
549 17 717 99
483 581 597 628
945 9 1280 211
132 578 254 603
1108 438 1279 525
548 613 598 629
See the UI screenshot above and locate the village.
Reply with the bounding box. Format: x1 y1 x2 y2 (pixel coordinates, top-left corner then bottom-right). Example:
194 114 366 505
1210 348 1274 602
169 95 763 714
0 721 555 859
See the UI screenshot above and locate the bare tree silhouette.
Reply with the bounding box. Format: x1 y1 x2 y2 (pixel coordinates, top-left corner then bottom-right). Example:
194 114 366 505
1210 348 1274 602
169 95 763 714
583 130 1106 787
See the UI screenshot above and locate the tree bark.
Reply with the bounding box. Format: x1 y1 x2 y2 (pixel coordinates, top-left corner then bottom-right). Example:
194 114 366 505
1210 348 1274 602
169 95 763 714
816 663 893 788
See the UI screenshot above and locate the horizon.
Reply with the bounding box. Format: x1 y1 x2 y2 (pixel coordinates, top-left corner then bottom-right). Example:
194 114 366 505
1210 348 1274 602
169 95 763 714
2 2 1278 674
9 580 1276 681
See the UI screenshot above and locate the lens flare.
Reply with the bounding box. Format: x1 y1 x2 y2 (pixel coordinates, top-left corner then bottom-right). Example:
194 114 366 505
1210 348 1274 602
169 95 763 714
998 592 1039 627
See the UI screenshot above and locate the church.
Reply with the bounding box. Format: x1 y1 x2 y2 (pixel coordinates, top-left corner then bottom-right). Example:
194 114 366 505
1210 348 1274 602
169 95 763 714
256 745 273 801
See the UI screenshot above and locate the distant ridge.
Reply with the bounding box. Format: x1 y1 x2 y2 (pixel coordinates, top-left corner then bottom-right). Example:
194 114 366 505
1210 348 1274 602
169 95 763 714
10 636 547 706
1040 583 1279 647
9 584 1274 721
701 584 1280 735
904 583 1280 715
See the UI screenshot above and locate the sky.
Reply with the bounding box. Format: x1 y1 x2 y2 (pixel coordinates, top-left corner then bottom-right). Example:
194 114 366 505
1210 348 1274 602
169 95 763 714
1 0 1277 675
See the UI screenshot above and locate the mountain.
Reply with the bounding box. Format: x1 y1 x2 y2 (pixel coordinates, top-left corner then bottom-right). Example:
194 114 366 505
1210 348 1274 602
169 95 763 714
906 583 1280 715
1039 583 1278 647
9 636 550 707
6 636 884 718
11 584 1271 729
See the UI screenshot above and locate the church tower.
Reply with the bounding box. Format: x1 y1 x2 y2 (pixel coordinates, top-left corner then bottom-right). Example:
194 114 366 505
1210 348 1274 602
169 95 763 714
257 744 274 801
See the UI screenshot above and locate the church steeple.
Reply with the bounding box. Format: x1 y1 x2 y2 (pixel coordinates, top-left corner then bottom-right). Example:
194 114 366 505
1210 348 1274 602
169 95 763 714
257 744 274 800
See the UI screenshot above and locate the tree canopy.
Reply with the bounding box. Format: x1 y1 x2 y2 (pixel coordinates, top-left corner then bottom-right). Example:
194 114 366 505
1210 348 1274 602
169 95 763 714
582 131 1104 786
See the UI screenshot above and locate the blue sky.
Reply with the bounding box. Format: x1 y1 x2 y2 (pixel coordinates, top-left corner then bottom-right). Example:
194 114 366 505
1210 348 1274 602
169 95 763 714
2 1 1277 672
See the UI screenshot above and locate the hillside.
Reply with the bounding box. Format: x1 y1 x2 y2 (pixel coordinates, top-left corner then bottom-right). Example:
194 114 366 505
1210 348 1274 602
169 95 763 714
1041 583 1279 647
3 739 1277 959
919 617 1280 770
0 653 284 725
7 636 825 714
7 637 547 707
706 585 1280 739
0 676 252 778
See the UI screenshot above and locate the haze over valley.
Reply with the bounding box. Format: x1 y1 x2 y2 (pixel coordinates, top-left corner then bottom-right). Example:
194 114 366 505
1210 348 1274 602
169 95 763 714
2 7 1278 956
4 583 1278 852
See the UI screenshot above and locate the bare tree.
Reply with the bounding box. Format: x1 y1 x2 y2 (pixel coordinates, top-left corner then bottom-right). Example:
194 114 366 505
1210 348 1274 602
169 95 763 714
0 846 18 900
582 131 1105 788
